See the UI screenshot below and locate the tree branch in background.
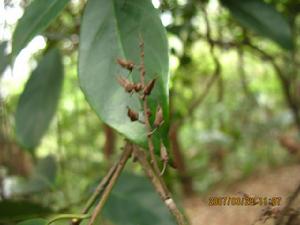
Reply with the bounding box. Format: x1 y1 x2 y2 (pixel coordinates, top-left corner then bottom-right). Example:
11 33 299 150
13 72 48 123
188 3 222 114
246 41 300 131
103 124 115 160
237 47 257 104
169 122 194 196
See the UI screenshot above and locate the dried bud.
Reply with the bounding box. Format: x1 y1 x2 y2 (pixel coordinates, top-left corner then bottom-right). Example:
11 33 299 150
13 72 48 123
160 141 169 176
143 78 156 96
160 142 168 162
117 58 134 71
117 76 135 93
154 105 164 127
134 83 143 92
127 107 139 122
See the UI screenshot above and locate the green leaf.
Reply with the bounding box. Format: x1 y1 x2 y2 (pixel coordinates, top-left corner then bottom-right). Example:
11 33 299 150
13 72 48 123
221 0 293 49
0 41 9 77
12 0 70 58
103 173 176 225
0 200 52 222
17 218 47 225
15 48 64 151
79 0 169 147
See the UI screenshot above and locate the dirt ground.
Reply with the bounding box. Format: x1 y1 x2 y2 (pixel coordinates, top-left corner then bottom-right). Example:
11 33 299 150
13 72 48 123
184 164 300 225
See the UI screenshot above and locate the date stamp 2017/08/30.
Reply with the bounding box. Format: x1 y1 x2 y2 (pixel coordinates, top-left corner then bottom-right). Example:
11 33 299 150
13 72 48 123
208 196 282 206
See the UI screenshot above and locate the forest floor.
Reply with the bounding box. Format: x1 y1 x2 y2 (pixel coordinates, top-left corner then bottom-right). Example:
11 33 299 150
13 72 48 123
184 164 300 225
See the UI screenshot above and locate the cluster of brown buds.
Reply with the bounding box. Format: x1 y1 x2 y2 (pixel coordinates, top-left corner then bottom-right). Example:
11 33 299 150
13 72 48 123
116 54 167 175
116 58 163 125
116 58 157 98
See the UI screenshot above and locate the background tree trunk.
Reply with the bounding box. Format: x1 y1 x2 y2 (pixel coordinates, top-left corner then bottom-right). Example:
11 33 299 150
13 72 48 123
103 124 115 159
170 123 194 196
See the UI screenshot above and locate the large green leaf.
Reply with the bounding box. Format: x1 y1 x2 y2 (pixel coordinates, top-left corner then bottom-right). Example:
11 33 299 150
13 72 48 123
12 0 70 58
0 200 51 222
17 218 47 225
79 0 169 147
15 48 64 151
0 41 9 76
221 0 293 49
103 173 176 225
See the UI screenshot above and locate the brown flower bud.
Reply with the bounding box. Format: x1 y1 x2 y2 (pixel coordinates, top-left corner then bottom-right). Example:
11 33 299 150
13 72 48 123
117 58 134 71
143 78 156 96
154 105 164 127
117 76 135 93
160 141 169 176
160 142 168 162
134 83 143 92
127 107 139 122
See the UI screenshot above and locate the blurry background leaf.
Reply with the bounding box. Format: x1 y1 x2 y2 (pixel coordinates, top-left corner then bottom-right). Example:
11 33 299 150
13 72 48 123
12 0 70 58
17 218 47 225
22 155 57 194
103 173 176 225
221 0 293 49
0 41 9 77
0 201 52 222
79 0 169 147
15 48 64 151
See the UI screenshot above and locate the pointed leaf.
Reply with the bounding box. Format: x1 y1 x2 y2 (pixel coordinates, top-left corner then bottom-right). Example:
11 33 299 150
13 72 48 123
79 0 169 147
12 0 70 58
15 48 64 151
221 0 293 49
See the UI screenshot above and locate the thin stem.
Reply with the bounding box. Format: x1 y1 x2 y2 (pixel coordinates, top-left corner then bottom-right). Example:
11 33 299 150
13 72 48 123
138 37 161 175
71 163 118 225
87 143 133 225
237 47 256 104
188 3 221 121
48 214 90 225
133 146 190 225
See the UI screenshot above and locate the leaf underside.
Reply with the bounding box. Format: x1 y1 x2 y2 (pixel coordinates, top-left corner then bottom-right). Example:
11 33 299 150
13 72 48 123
79 0 169 147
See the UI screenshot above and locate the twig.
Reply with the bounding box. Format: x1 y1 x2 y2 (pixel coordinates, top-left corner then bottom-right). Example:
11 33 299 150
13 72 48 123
237 47 257 104
48 214 90 225
188 3 221 116
188 73 218 113
133 146 190 225
71 162 118 225
200 3 221 77
87 142 133 225
138 36 161 176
